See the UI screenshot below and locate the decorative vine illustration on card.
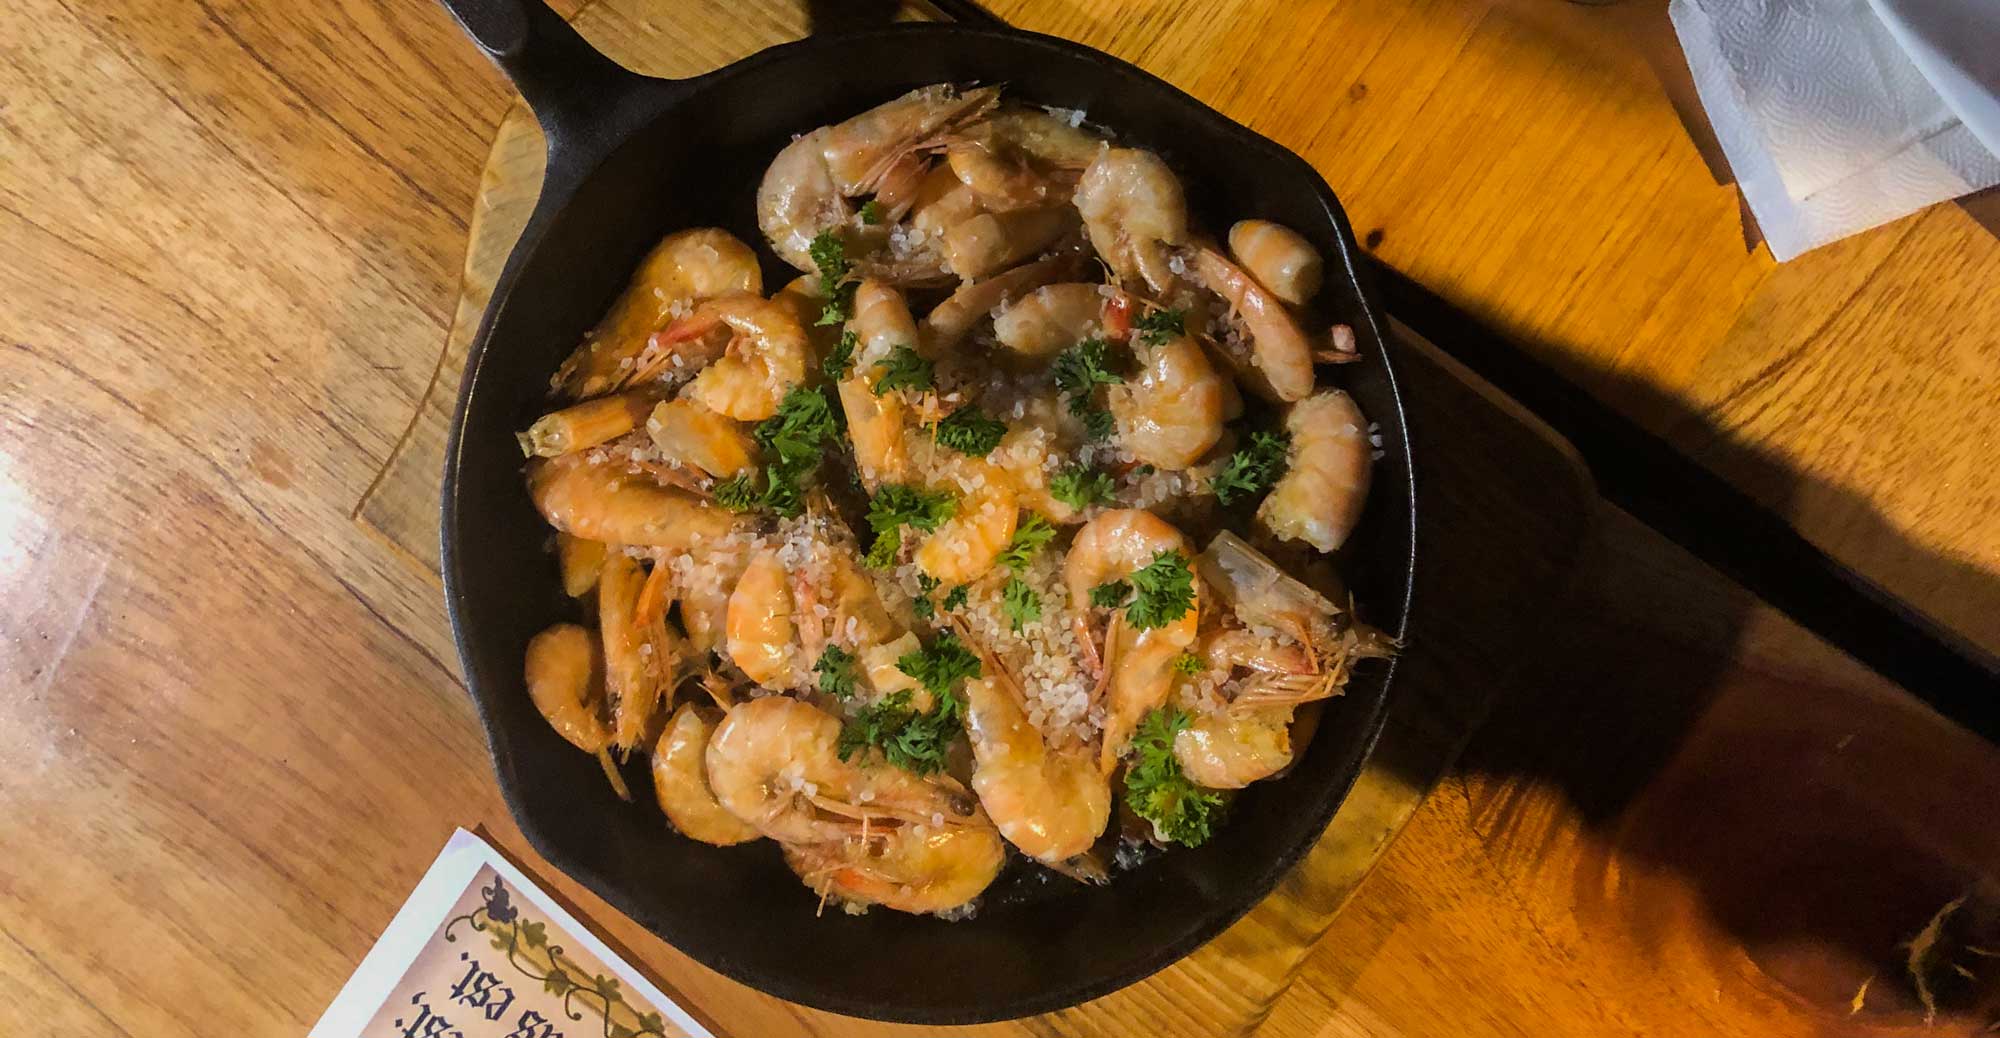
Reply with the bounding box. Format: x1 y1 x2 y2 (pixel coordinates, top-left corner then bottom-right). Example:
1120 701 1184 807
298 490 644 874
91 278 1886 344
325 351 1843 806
435 877 671 1038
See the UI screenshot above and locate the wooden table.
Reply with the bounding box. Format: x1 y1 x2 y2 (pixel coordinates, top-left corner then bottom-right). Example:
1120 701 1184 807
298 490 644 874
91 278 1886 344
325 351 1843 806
2 0 1997 1036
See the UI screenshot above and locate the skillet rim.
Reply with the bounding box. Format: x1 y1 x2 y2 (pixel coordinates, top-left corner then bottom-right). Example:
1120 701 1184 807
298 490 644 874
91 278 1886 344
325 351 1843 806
440 18 1416 1023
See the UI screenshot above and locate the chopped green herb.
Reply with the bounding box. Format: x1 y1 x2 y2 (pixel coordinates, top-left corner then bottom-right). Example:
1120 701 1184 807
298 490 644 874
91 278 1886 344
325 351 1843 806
857 199 884 225
1052 338 1123 395
863 527 904 569
912 574 940 620
1001 576 1042 632
996 514 1055 571
872 345 933 396
836 636 978 775
809 230 850 283
712 386 839 518
823 329 858 381
1171 651 1204 676
1125 549 1196 630
934 406 1008 457
815 644 858 698
1210 430 1290 506
1134 308 1185 346
809 230 857 327
837 689 960 775
1134 464 1156 476
1089 579 1132 609
753 385 837 467
895 631 982 700
1079 406 1116 441
1123 707 1224 845
863 483 956 568
712 471 764 512
940 584 969 612
1049 465 1117 509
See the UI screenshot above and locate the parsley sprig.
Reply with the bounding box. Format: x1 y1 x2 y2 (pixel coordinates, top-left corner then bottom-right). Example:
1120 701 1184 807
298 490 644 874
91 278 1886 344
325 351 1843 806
1134 308 1185 346
1089 579 1132 609
1124 550 1196 630
835 633 982 775
1052 339 1123 442
822 329 857 381
1050 465 1117 510
1123 707 1224 845
934 406 1008 457
872 345 933 396
809 231 857 327
996 514 1055 572
863 483 956 568
713 386 839 517
815 644 858 698
1002 576 1042 632
1211 430 1290 506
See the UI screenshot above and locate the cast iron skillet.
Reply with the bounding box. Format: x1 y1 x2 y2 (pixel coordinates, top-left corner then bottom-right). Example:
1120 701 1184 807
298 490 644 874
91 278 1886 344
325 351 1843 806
436 0 1416 1022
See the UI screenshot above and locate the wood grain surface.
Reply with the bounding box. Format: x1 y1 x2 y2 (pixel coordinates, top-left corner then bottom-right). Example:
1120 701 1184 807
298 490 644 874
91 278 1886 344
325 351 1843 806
1 0 1996 1036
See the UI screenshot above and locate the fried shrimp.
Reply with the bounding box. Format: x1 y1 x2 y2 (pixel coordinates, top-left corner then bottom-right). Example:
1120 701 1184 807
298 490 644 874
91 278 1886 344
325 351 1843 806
676 295 811 422
1074 148 1189 294
963 671 1112 865
1108 334 1226 469
1226 219 1323 306
1064 510 1201 769
1257 390 1373 553
526 453 748 550
653 703 761 845
706 696 988 845
554 228 762 399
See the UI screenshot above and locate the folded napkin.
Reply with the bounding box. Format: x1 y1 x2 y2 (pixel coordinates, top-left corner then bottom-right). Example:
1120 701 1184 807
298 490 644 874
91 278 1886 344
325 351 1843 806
1671 0 2000 260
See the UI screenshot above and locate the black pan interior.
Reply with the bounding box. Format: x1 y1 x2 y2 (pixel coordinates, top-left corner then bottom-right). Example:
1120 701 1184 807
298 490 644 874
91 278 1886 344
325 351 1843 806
443 23 1415 1024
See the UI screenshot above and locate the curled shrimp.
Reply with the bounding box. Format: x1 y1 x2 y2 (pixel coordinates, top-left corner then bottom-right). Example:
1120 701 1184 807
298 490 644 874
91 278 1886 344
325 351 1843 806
945 107 1103 211
527 453 749 551
645 398 756 479
524 623 633 800
671 295 810 422
836 279 920 489
1073 148 1189 294
758 85 1000 283
1257 390 1372 553
1227 219 1323 306
784 821 1004 916
1174 702 1296 789
653 703 761 846
706 696 989 845
990 283 1107 357
726 548 801 690
914 473 1018 585
922 252 1085 351
1107 334 1226 470
941 206 1079 280
1063 510 1201 769
962 670 1112 865
1191 245 1315 403
554 229 762 399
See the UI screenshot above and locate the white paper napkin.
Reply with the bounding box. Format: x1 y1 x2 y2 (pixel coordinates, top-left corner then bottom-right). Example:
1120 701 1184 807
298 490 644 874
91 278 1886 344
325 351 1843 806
1670 0 2000 260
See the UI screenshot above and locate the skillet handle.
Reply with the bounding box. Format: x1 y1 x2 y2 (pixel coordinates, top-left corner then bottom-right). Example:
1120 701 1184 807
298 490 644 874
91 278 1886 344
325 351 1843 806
436 0 649 146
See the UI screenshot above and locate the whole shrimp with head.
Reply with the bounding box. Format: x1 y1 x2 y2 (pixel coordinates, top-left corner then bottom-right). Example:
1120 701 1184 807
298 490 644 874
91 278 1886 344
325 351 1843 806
758 84 1000 286
1064 510 1202 771
708 696 1004 915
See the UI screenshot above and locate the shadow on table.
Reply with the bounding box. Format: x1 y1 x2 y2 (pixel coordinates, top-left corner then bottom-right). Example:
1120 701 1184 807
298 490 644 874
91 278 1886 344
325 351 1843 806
1413 351 2000 1030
